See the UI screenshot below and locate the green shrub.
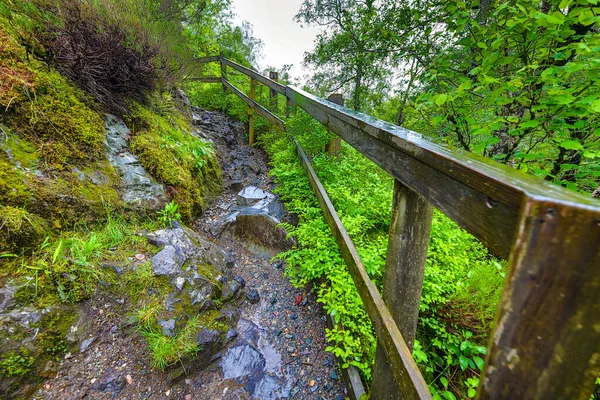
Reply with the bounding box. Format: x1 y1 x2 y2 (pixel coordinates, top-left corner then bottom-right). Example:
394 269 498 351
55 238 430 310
257 109 505 397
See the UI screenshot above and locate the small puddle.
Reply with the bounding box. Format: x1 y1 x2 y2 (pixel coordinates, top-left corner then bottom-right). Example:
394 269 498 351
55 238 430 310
220 318 290 399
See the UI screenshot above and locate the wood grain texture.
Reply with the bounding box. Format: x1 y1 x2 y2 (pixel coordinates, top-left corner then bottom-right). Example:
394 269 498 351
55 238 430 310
326 94 344 156
248 78 256 145
287 85 600 258
371 180 434 400
221 58 286 95
269 71 279 111
222 80 285 131
295 140 432 400
479 199 600 400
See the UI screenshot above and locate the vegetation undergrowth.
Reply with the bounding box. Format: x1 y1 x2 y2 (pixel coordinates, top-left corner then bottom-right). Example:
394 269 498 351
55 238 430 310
127 100 222 222
255 108 505 399
0 203 158 306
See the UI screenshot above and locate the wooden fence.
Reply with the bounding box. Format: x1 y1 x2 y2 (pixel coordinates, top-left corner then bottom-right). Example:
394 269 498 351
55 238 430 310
195 56 600 400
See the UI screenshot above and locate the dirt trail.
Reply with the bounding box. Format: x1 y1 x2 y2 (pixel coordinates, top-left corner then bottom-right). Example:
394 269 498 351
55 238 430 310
34 109 348 400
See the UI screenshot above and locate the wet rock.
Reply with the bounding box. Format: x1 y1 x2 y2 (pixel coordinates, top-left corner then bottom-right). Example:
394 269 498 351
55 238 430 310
221 343 265 380
151 245 186 276
246 289 260 304
104 114 167 211
237 186 268 206
225 328 238 343
79 336 96 353
330 369 339 380
158 319 176 338
145 227 233 269
234 275 246 287
0 284 17 313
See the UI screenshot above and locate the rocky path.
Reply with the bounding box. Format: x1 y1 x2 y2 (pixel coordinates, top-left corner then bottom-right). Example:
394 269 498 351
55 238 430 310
33 109 347 399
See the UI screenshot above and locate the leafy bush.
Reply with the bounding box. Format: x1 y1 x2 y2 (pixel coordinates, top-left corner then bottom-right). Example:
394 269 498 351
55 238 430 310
157 200 182 227
257 109 505 397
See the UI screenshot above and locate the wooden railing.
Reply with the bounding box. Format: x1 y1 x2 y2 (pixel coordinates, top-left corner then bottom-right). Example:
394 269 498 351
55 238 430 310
195 56 600 400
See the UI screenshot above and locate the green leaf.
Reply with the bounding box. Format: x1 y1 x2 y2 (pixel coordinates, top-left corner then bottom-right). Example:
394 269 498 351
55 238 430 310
473 355 485 370
559 140 583 150
440 376 449 389
468 388 477 398
591 100 600 113
460 340 470 352
547 11 565 24
458 355 470 371
520 120 539 129
442 391 457 400
435 94 448 106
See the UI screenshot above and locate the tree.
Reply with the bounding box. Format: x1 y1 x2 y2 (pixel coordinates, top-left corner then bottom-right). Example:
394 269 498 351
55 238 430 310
295 0 436 112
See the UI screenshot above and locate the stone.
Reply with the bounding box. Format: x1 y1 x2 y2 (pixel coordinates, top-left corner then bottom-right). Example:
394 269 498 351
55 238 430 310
0 284 17 313
80 337 96 353
151 245 186 276
195 328 223 352
229 279 243 297
246 289 260 304
158 319 176 338
330 370 339 380
237 186 268 206
225 328 238 343
234 276 246 288
104 114 167 210
175 277 186 291
145 227 233 269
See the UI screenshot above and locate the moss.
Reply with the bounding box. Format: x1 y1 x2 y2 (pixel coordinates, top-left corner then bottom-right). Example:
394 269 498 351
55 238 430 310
4 129 39 168
36 310 75 359
0 151 30 207
196 309 229 332
0 23 105 170
0 348 34 378
27 169 123 229
127 102 222 221
0 206 48 251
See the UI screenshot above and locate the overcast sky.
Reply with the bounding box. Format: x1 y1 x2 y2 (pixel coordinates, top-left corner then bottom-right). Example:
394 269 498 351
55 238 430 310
230 0 321 82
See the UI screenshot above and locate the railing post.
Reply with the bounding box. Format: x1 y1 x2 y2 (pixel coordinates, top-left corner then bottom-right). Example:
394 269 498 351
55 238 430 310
269 71 278 112
479 199 600 400
326 93 344 156
219 53 227 92
248 78 256 145
371 179 434 400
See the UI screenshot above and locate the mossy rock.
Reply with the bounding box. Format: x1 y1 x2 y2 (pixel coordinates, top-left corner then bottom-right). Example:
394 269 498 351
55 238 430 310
0 149 30 207
26 169 123 229
0 206 48 251
0 305 78 399
127 102 222 221
0 23 105 170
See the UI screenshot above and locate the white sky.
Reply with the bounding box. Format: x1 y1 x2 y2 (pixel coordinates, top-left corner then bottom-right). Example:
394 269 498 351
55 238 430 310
230 0 321 83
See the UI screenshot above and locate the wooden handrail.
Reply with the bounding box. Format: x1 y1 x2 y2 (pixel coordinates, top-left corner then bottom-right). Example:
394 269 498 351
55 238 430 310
221 58 287 95
193 56 600 400
221 79 285 131
296 140 432 399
